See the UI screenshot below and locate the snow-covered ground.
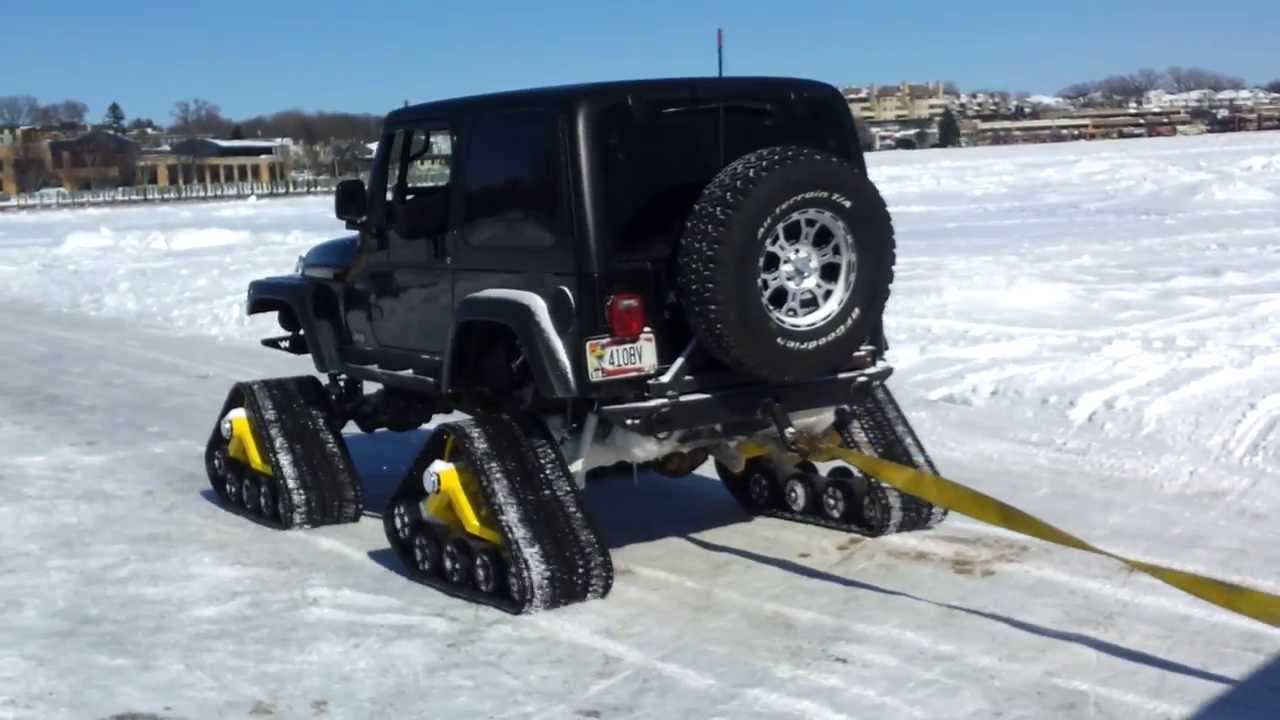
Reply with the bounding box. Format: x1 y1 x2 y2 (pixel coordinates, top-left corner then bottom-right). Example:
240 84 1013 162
1 132 1278 719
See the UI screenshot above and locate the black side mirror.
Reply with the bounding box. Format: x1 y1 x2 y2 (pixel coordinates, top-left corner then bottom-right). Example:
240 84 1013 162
335 179 367 224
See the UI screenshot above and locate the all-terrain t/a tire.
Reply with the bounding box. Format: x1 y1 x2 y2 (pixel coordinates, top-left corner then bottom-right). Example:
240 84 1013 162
677 146 895 381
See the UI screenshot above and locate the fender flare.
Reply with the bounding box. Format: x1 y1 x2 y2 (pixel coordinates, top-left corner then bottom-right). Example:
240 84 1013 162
247 276 343 373
445 289 576 399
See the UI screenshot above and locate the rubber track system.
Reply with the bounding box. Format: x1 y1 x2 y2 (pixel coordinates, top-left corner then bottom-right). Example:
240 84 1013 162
205 376 362 529
385 414 612 614
836 383 948 533
717 382 946 537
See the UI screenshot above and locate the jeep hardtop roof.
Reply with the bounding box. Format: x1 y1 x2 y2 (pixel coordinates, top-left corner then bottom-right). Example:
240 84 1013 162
386 76 845 123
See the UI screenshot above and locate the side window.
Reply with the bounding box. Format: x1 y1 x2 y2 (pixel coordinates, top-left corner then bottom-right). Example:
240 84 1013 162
460 109 561 249
387 126 453 239
406 129 452 188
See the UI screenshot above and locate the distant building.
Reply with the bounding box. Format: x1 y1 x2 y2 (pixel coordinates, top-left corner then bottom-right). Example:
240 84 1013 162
973 109 1192 144
35 133 292 190
151 137 291 186
844 82 950 123
1145 88 1280 111
48 131 140 190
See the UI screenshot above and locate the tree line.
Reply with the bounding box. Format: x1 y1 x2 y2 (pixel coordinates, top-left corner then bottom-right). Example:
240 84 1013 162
1058 66 1278 104
1 95 382 145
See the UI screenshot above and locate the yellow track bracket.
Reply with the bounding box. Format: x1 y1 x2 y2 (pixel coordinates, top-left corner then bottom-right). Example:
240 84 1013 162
224 409 272 476
422 460 502 546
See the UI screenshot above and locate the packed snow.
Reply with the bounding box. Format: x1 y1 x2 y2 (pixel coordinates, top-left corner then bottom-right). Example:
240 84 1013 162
1 132 1278 719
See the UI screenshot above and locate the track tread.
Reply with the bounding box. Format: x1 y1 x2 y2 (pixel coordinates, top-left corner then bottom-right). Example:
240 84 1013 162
205 376 362 529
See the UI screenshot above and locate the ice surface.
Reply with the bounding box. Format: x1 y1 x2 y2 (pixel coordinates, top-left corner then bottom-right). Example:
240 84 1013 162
1 132 1278 718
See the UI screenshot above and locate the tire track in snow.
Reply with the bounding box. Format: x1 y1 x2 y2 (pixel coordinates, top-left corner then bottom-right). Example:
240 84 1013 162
527 615 717 689
1069 366 1171 426
627 562 1207 716
611 582 926 718
1227 393 1280 463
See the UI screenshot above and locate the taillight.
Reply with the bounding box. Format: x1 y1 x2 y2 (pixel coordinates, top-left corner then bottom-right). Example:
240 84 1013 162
607 293 646 338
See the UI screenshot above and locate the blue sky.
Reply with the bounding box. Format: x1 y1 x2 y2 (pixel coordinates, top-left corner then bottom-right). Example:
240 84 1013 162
9 1 1279 123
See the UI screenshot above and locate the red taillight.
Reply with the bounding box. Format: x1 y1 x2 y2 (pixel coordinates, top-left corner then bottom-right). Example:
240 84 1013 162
607 293 646 338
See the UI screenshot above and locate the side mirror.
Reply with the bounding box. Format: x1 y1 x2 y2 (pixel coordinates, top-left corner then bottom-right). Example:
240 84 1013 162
335 179 367 224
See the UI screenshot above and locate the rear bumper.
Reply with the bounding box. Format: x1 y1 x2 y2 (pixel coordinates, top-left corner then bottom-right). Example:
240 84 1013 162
597 364 894 437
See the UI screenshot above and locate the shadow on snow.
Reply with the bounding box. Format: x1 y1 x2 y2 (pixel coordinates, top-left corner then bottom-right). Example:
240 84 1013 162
203 426 1246 689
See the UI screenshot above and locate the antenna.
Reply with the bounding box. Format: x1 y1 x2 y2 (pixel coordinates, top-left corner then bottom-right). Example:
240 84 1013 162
717 28 724 77
716 27 726 168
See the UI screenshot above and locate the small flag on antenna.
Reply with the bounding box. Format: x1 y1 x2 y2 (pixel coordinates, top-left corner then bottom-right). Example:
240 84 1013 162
717 28 724 76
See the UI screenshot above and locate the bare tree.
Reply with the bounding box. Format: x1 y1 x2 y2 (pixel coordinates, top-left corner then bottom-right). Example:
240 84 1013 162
170 99 232 137
0 95 40 126
1167 66 1246 92
34 100 88 126
1131 67 1166 94
1100 74 1147 102
1058 82 1096 100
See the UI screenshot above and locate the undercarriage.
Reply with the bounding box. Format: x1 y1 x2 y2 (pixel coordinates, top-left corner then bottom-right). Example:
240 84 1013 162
204 363 947 613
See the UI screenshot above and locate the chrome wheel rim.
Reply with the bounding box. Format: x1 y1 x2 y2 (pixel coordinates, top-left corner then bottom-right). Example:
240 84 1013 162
758 207 857 329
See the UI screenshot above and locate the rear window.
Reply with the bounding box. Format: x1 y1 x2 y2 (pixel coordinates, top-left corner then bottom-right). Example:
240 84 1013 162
596 97 851 258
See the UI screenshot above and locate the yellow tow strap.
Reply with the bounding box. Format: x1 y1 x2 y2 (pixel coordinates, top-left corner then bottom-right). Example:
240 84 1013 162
799 433 1280 629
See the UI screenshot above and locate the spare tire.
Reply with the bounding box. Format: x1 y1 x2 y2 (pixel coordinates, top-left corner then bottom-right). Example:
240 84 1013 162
677 146 895 381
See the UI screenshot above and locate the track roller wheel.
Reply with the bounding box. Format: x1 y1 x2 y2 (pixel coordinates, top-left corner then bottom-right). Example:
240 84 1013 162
859 483 893 536
410 525 443 577
473 548 504 595
241 475 261 512
224 471 243 506
443 538 475 586
745 463 779 510
821 476 855 521
389 498 420 546
782 473 816 514
207 445 230 496
257 479 277 519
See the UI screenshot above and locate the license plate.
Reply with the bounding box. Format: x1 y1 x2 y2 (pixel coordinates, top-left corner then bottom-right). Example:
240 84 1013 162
585 334 658 382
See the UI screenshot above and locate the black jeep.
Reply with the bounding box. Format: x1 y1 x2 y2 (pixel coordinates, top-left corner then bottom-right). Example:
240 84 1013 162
208 78 942 613
255 77 892 432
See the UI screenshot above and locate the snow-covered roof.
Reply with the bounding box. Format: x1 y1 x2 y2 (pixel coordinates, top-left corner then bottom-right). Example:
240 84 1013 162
204 138 288 149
